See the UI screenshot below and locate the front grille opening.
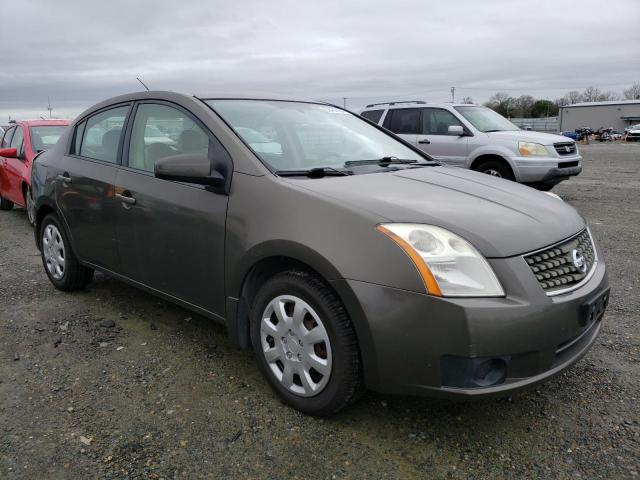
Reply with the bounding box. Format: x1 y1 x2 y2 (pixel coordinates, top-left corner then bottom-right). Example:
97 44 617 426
524 229 596 294
559 160 579 168
554 142 577 156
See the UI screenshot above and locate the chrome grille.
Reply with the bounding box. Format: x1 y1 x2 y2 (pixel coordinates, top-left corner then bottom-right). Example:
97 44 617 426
554 142 577 156
524 229 596 294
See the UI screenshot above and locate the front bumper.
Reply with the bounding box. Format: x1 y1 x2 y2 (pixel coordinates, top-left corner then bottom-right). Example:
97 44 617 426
512 154 582 183
332 251 608 399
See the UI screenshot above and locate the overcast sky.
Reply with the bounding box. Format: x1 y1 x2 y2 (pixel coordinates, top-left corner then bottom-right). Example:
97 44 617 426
1 0 638 121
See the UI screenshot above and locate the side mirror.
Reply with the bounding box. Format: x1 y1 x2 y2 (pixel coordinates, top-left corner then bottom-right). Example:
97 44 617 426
154 153 225 189
447 125 464 136
0 147 18 158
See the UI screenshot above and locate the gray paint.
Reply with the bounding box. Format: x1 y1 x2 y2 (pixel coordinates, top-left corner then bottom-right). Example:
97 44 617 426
31 91 609 399
560 101 640 131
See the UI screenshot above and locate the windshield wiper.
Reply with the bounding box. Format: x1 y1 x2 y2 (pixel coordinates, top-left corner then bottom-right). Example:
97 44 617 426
344 156 420 167
275 167 353 178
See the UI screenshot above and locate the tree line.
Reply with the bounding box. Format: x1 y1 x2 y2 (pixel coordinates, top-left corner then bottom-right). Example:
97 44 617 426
480 82 640 118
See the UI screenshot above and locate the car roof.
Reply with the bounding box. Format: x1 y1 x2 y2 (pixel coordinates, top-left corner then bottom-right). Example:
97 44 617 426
11 119 71 127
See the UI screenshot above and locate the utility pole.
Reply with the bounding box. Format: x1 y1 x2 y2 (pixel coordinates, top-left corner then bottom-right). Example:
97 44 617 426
47 97 53 118
342 97 347 109
450 86 456 103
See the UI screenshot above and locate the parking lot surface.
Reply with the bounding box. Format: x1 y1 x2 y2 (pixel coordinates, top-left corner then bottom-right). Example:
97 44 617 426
1 143 639 479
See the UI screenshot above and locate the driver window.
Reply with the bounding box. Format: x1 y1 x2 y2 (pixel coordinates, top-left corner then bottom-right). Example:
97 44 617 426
421 108 463 135
128 104 209 173
10 126 24 157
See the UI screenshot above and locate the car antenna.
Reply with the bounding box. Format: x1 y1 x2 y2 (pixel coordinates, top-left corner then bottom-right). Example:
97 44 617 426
136 77 150 91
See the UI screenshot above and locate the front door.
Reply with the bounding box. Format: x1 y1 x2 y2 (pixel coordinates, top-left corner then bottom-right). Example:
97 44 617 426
1 126 26 205
56 104 130 269
416 108 468 167
114 102 229 317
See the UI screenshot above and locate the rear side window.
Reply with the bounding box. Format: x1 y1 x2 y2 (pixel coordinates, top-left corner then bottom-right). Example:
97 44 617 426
1 127 15 148
385 108 421 134
78 106 129 163
128 103 211 173
360 109 384 123
421 108 463 135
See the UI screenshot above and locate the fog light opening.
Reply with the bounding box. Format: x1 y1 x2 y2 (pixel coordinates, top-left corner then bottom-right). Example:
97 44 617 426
474 358 508 387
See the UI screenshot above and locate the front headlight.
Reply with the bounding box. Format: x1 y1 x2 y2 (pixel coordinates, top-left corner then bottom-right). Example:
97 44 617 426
518 141 548 157
377 224 504 297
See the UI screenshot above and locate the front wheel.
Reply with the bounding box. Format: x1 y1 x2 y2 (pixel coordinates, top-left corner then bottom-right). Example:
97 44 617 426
474 159 515 181
40 213 94 291
251 271 362 416
0 194 13 211
25 187 35 226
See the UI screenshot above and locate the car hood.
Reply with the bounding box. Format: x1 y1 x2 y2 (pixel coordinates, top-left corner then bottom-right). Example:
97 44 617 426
288 166 585 258
487 130 575 145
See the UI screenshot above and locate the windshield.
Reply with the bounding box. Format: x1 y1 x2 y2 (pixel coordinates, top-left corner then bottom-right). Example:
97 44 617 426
454 106 520 133
205 100 426 172
30 125 68 152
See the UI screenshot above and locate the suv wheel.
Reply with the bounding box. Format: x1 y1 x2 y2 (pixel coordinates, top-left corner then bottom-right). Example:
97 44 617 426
251 271 361 416
0 194 13 211
475 159 515 181
40 213 94 291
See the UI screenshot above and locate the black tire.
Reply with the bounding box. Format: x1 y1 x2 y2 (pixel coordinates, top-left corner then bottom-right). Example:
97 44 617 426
40 213 94 291
534 183 556 192
0 194 13 211
250 270 362 416
474 159 515 181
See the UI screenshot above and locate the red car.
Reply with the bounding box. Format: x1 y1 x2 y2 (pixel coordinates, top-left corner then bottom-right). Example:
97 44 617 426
0 120 70 223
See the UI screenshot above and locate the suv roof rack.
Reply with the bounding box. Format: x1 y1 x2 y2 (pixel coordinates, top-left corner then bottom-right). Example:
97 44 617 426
364 100 426 108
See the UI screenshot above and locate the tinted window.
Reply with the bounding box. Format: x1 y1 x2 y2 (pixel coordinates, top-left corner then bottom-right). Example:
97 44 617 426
30 125 67 152
128 103 209 173
1 127 14 148
10 126 24 155
73 121 86 155
421 108 463 135
386 108 421 134
79 106 129 163
360 109 384 123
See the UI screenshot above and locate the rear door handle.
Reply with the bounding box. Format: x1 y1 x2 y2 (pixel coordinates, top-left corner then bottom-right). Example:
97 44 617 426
56 173 72 183
418 139 431 144
115 192 136 208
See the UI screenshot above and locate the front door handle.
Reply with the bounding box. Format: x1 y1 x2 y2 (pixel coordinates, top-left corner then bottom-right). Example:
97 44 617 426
56 173 72 183
418 139 431 144
115 192 136 208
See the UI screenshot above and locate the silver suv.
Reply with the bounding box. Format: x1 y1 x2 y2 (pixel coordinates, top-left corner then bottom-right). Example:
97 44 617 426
360 101 582 190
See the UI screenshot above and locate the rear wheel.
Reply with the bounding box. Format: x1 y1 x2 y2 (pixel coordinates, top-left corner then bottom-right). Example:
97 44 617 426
40 213 94 291
250 270 362 416
474 159 515 181
0 194 13 211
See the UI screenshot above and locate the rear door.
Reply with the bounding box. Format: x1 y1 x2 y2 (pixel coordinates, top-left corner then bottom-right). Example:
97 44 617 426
416 108 468 166
382 108 420 147
56 104 131 269
114 101 229 316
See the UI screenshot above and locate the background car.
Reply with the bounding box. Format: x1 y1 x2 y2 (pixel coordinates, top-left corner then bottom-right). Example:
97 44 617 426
0 119 70 223
625 124 640 141
360 101 583 190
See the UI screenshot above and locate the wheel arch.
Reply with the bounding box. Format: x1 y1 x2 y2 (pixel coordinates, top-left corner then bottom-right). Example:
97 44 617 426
226 245 379 388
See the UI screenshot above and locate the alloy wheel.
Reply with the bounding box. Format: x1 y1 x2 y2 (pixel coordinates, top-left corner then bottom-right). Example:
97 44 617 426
260 295 332 397
42 224 66 280
484 169 502 177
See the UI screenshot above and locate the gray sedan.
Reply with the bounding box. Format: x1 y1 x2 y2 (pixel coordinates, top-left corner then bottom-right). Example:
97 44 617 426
29 91 609 415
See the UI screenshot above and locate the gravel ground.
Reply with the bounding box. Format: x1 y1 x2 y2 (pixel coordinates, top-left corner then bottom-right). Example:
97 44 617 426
1 142 639 479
